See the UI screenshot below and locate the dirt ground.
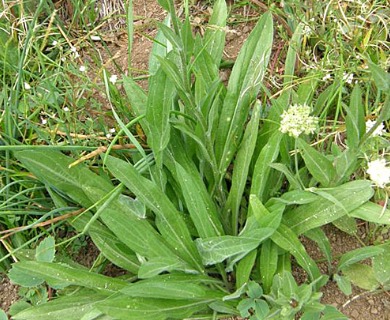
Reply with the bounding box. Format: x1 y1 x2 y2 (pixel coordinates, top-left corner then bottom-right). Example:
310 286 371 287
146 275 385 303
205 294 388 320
1 0 389 318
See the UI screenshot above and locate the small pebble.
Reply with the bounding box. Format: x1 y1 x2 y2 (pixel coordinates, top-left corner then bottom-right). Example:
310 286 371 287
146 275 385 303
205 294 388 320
370 308 378 314
351 309 360 318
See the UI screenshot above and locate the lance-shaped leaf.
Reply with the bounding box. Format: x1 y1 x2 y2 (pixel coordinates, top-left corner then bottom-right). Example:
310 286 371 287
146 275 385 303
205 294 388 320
345 85 365 149
195 228 273 266
12 291 111 320
15 150 179 263
105 155 204 272
283 180 374 234
215 12 273 180
297 138 336 187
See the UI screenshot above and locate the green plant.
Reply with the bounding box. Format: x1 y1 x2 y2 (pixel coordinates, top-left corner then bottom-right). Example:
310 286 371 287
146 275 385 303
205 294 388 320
2 0 390 319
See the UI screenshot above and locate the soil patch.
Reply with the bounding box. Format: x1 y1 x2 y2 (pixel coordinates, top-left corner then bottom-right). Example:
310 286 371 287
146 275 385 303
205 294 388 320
0 276 18 313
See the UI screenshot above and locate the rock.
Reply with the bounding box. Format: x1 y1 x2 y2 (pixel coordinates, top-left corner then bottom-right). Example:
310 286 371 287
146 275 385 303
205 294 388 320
371 308 378 314
351 309 360 319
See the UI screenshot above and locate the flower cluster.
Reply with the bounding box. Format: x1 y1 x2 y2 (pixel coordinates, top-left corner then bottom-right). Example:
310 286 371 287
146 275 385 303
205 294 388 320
279 103 319 138
366 119 385 137
367 158 390 188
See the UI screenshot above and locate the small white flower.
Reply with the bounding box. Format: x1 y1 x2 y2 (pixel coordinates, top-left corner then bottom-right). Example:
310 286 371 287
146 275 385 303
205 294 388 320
63 106 70 112
367 158 390 188
70 46 77 53
366 119 385 137
343 72 354 84
24 82 31 90
106 133 112 139
322 74 331 81
109 74 118 84
41 118 47 125
279 103 319 138
109 128 116 133
302 25 312 36
52 40 58 46
79 66 86 72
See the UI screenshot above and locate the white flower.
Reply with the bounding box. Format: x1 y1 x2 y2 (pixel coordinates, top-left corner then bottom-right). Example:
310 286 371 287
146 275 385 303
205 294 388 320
367 158 390 188
322 74 331 81
279 103 319 138
70 46 77 53
63 107 70 112
109 74 118 84
52 40 58 46
106 133 112 139
302 25 312 36
41 118 47 125
24 82 31 90
366 119 385 137
109 128 116 133
343 72 354 84
79 65 86 72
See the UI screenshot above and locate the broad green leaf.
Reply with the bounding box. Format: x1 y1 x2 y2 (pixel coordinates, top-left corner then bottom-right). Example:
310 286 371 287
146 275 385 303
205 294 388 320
269 163 302 190
334 274 352 295
15 150 179 262
342 263 380 291
149 16 171 75
368 61 390 91
236 250 257 289
96 296 213 320
345 85 364 149
297 138 336 187
8 265 44 288
105 155 203 272
304 228 332 267
215 12 273 180
320 305 349 320
196 228 274 266
260 239 279 293
35 236 55 262
348 201 390 224
0 310 7 320
251 131 283 202
122 75 148 120
175 162 224 238
279 190 319 205
146 66 175 165
271 224 321 281
70 214 140 273
332 215 357 235
12 291 111 320
203 0 227 66
337 246 384 271
373 244 390 286
225 103 260 235
9 261 127 291
283 180 374 234
138 257 195 279
120 274 223 300
333 148 358 184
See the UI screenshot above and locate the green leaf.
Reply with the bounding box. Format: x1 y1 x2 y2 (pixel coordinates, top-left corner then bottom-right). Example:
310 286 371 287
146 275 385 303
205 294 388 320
271 224 321 281
348 201 390 224
304 228 332 267
333 149 358 184
332 215 357 235
297 138 336 186
283 180 374 234
96 296 213 320
120 274 223 300
368 61 390 91
342 264 380 291
12 290 111 320
225 103 261 235
0 310 6 320
269 163 302 190
345 85 364 149
251 131 283 202
149 16 171 75
203 0 227 66
196 228 274 266
8 265 44 288
320 305 349 320
337 246 384 271
334 274 352 295
236 250 257 289
174 162 224 238
215 12 273 180
138 257 194 279
146 66 175 165
373 244 390 286
279 190 319 205
9 261 127 291
35 236 55 263
260 240 279 293
105 155 203 272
